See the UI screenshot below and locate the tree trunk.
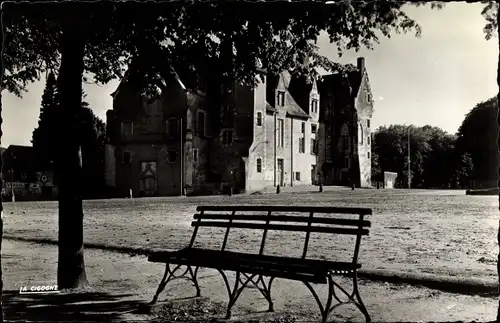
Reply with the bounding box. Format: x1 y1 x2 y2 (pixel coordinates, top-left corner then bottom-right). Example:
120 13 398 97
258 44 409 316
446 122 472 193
0 92 4 323
497 10 500 323
56 25 88 289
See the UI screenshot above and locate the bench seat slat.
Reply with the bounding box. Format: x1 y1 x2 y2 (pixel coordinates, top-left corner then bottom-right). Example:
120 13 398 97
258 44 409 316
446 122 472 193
151 256 327 283
197 205 372 215
191 221 369 235
193 214 371 227
149 248 361 274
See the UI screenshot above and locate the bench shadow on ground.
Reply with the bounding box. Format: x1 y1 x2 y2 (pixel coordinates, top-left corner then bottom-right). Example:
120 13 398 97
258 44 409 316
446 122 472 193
3 290 149 322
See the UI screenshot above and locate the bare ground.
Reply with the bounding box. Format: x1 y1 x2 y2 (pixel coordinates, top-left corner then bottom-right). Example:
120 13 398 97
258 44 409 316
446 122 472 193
3 238 498 322
3 189 498 281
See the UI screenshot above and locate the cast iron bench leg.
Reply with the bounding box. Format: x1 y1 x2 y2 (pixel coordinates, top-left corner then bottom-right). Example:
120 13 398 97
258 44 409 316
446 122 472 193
150 263 201 305
150 263 171 305
242 274 275 312
218 270 258 319
303 271 371 323
260 276 275 312
352 271 371 322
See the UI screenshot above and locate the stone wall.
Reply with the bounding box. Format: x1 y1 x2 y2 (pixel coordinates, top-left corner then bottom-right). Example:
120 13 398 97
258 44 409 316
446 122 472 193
104 144 116 187
354 66 374 188
116 143 181 197
246 77 268 192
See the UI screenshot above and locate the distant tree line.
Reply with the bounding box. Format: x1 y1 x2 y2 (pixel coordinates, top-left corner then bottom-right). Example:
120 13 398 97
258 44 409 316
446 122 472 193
32 71 106 199
372 96 499 189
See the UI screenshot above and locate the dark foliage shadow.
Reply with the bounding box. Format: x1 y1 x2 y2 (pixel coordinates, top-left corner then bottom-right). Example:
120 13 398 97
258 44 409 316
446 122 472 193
3 290 148 322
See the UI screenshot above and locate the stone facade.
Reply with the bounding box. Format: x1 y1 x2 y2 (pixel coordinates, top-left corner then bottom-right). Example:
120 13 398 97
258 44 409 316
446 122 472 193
316 57 374 188
105 57 374 196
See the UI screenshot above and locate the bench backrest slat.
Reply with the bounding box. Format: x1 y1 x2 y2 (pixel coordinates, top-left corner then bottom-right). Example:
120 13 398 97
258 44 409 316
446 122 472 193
259 211 272 255
191 221 369 235
189 209 204 248
352 213 365 263
191 205 372 264
193 213 371 227
301 212 315 259
197 205 372 215
221 210 236 251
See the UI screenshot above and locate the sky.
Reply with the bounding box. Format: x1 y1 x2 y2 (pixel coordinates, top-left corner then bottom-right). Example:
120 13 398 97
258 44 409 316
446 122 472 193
2 2 498 147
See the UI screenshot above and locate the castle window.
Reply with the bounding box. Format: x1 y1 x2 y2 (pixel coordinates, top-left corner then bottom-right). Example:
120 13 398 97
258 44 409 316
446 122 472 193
167 150 177 163
367 119 371 128
166 118 178 138
341 126 349 137
342 136 349 151
122 151 131 164
256 112 263 126
277 119 284 147
359 125 364 144
295 172 301 181
299 137 305 153
197 111 207 137
256 158 262 173
311 124 317 134
311 99 319 113
301 122 305 134
221 129 233 144
193 149 199 163
311 139 317 155
367 135 371 145
277 91 285 106
121 120 133 139
367 152 370 159
341 124 349 151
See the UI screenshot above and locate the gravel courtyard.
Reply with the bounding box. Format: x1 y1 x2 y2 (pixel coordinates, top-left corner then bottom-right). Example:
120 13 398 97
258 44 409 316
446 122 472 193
3 188 497 281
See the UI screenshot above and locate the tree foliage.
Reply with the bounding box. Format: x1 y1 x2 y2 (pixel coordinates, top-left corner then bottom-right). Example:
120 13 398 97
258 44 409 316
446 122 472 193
2 1 430 100
455 96 499 183
32 74 106 197
32 71 58 170
372 125 458 188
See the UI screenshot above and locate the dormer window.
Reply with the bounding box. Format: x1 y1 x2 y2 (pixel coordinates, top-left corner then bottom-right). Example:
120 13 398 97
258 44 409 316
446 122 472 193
310 99 319 113
256 112 263 126
277 91 285 106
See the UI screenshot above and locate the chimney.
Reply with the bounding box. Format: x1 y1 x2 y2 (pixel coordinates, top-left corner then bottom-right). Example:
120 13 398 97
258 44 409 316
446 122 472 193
357 57 365 73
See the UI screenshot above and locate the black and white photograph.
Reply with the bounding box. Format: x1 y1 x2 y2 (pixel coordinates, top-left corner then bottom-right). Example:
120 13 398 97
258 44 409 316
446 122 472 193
0 0 499 322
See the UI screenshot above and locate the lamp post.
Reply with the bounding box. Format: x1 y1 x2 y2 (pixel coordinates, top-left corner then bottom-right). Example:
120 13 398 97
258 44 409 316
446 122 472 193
408 127 411 190
180 117 184 196
10 155 15 203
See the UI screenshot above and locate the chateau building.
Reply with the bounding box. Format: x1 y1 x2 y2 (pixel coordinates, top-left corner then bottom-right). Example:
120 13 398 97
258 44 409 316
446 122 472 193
104 57 373 196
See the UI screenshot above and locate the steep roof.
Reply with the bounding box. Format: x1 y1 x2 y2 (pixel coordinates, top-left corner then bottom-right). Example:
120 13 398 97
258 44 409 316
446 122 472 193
319 69 362 101
266 101 276 113
285 91 310 119
288 74 314 96
266 71 311 119
110 65 188 100
3 145 35 172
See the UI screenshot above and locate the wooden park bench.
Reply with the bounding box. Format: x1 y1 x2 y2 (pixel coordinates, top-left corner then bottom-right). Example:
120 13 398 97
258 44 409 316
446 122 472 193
148 205 372 322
